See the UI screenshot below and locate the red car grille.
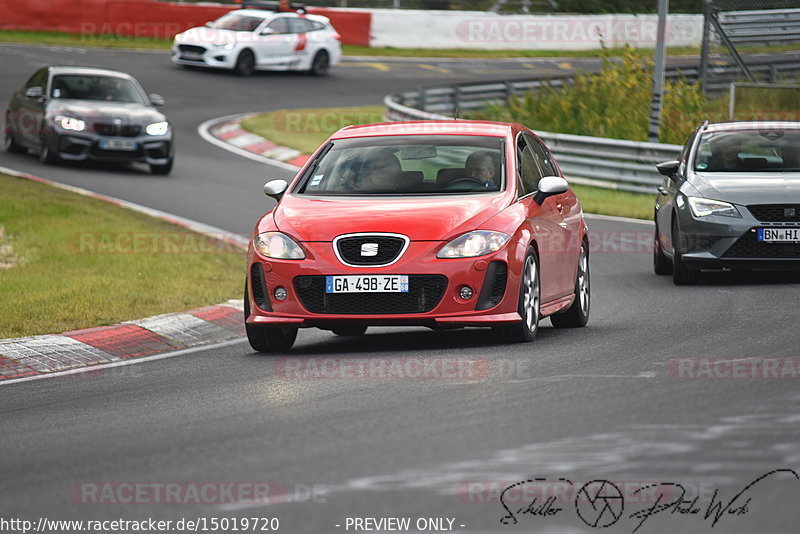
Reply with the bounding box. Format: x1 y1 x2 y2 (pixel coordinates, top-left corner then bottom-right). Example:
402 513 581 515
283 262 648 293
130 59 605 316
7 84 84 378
335 235 407 266
293 275 447 315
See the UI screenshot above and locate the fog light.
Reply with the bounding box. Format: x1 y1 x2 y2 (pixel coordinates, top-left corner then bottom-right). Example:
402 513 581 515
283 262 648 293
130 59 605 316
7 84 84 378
274 287 287 301
459 286 474 300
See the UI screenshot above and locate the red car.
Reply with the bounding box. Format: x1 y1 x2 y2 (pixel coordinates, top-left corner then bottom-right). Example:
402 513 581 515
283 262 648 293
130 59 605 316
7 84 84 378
245 120 590 352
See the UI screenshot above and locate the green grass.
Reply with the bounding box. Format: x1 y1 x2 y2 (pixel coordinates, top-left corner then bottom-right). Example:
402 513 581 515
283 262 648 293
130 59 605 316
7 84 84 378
0 173 245 339
570 183 652 220
240 106 386 154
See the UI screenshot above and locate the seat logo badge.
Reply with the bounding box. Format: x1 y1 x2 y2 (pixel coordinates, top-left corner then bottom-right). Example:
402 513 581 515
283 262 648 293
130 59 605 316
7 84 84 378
785 208 796 218
361 243 379 257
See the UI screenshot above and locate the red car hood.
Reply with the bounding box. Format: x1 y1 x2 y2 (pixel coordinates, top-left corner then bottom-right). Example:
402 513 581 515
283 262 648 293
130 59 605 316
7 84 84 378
273 194 508 241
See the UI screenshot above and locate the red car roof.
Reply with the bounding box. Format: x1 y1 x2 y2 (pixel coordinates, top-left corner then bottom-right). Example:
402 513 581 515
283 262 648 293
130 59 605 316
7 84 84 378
331 120 516 139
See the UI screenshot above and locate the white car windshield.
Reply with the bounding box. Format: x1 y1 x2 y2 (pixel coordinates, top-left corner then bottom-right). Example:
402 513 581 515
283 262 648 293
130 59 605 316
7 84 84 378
295 135 504 196
208 13 265 32
694 130 800 172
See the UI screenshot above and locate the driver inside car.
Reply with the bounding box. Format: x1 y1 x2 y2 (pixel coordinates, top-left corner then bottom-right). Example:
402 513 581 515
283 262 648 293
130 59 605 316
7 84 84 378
359 148 403 191
465 150 498 189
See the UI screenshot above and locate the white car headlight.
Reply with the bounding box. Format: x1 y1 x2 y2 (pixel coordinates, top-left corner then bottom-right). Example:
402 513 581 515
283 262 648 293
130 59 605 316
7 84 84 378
145 122 169 136
253 232 305 260
212 42 236 50
687 197 741 218
437 230 510 259
55 115 85 132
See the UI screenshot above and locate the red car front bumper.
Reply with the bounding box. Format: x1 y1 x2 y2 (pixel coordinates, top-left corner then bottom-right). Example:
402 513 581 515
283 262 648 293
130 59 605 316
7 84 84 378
246 240 522 328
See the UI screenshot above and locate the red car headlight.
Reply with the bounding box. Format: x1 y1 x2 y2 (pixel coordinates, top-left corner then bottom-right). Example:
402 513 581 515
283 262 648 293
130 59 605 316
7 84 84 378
437 230 510 259
253 232 305 260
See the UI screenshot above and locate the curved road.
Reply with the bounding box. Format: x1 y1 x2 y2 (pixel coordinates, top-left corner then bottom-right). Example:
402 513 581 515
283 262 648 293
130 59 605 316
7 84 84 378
2 44 800 533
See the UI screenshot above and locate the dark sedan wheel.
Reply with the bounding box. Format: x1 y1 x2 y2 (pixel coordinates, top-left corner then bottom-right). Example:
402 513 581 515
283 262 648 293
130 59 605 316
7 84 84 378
234 50 256 76
4 116 26 154
496 249 540 343
671 218 698 285
309 50 330 76
38 133 59 164
653 218 673 275
244 283 298 352
150 159 174 175
552 241 590 328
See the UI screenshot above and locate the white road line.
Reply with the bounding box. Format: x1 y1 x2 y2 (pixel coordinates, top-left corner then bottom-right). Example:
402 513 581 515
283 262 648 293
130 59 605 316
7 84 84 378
584 213 653 225
0 165 249 249
0 338 248 386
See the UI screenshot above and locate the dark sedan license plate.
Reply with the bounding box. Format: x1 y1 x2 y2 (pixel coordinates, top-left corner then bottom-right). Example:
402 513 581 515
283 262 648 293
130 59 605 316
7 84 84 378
99 139 137 151
757 228 800 242
326 275 409 293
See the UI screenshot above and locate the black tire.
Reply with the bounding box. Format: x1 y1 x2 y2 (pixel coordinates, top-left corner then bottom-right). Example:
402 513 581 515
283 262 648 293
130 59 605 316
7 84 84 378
4 115 26 154
671 218 698 285
495 249 540 343
332 325 368 337
234 50 256 76
653 218 673 275
309 50 330 76
150 159 173 175
38 132 59 164
244 283 298 352
551 240 590 328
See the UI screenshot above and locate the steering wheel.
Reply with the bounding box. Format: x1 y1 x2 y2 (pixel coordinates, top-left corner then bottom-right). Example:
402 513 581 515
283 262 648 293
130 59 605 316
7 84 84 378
444 177 485 190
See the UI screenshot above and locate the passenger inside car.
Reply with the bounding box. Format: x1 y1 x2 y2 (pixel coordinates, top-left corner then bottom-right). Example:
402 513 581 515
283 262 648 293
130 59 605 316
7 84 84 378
707 138 743 171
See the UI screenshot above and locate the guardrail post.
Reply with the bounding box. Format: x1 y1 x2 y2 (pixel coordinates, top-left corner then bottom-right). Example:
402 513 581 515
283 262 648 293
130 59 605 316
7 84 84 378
504 81 514 103
453 85 462 118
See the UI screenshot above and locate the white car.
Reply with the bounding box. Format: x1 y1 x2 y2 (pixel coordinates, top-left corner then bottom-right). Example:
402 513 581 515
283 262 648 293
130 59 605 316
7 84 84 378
171 8 342 76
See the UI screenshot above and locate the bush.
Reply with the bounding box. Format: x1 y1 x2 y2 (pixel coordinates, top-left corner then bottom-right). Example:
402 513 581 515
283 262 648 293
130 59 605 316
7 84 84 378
471 46 717 144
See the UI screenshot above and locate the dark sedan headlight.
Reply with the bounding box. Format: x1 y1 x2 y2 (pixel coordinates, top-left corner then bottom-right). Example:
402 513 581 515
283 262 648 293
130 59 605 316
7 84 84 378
55 115 86 132
145 122 170 136
687 197 741 218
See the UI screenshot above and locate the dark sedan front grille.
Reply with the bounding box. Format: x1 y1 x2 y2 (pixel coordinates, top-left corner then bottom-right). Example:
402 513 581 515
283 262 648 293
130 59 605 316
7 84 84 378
748 204 800 223
293 275 447 315
93 123 142 137
335 235 407 266
723 231 800 259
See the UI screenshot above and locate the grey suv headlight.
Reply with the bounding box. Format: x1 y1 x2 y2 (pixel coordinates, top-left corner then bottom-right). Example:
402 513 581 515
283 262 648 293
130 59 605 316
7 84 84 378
687 197 741 218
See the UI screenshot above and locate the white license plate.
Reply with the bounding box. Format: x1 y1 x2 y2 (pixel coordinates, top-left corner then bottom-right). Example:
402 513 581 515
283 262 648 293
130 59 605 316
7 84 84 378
757 228 800 242
325 275 409 293
99 139 137 151
182 53 203 60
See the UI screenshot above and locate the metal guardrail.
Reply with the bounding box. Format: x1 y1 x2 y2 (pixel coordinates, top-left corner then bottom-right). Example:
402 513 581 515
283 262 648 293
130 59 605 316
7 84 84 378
719 9 800 46
384 92 681 194
383 55 800 193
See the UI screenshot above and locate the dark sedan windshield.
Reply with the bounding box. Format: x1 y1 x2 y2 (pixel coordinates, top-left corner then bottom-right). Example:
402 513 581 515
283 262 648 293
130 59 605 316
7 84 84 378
694 130 800 172
295 136 505 196
50 75 147 104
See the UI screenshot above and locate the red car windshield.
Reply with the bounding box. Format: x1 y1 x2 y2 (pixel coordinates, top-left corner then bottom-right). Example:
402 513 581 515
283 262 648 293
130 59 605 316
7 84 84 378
295 136 505 195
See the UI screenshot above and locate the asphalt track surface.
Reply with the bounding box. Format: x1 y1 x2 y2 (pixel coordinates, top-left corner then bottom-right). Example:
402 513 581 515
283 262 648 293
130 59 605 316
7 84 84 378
2 44 800 533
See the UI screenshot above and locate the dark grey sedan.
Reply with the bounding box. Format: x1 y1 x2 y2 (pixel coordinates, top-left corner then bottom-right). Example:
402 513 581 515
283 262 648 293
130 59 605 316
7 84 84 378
4 66 174 174
654 121 800 284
